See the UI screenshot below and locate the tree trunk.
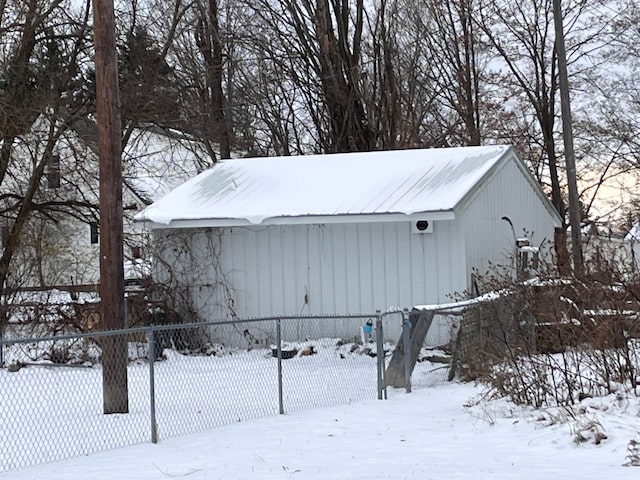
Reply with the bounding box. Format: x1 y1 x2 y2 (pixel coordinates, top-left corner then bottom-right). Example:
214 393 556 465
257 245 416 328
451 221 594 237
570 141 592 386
195 0 233 159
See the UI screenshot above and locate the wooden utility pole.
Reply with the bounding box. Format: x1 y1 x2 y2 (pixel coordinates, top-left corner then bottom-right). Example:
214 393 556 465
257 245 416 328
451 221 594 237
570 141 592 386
553 0 583 277
92 0 129 414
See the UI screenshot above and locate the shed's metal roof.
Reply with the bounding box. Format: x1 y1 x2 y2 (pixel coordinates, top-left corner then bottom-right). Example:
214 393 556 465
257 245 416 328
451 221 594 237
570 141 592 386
136 145 514 226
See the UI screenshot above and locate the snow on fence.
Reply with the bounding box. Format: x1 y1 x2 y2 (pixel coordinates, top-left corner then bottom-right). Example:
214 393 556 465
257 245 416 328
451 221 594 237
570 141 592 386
0 313 449 473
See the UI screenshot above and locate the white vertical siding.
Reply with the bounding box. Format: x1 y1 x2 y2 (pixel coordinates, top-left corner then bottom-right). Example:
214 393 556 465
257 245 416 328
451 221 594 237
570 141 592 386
458 155 558 287
185 220 466 346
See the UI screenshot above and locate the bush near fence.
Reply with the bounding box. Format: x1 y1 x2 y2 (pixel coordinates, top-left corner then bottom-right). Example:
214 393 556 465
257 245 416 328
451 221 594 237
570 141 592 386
448 278 640 406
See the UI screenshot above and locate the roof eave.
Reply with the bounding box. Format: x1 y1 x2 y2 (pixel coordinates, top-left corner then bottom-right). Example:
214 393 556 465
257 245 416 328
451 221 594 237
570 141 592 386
137 211 456 229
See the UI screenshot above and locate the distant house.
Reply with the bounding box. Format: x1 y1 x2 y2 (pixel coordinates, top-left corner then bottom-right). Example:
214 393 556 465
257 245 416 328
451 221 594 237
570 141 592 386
2 126 206 290
572 220 640 274
136 145 561 345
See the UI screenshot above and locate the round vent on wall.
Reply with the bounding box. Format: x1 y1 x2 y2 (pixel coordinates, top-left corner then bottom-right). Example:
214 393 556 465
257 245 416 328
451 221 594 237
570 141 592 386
411 220 434 234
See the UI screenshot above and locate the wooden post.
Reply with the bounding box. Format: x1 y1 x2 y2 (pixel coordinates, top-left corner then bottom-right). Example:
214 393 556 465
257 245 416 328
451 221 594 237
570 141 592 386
93 0 129 414
385 310 435 388
553 0 583 277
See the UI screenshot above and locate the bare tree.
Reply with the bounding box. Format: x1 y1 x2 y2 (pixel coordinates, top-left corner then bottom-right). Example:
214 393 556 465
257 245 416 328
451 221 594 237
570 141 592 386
193 0 233 159
475 0 566 221
415 0 483 146
573 0 640 228
239 0 486 153
0 0 95 298
154 0 239 161
243 0 376 153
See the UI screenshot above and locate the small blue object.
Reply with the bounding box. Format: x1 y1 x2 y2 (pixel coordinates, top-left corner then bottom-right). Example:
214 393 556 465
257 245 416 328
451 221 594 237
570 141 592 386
362 321 373 334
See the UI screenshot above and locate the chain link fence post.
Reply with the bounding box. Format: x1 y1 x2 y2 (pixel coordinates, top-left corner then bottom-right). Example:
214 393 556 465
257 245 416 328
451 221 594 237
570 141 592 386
402 309 412 393
147 326 158 443
375 311 385 399
276 319 284 414
0 321 4 367
124 293 128 328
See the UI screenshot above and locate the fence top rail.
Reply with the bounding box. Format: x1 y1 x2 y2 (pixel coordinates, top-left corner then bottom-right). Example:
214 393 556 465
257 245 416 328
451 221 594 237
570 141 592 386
413 289 512 315
0 312 384 347
3 301 98 309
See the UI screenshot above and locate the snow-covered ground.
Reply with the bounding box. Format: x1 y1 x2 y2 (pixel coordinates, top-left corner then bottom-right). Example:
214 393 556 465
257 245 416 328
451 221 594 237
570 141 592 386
0 336 446 473
3 358 640 479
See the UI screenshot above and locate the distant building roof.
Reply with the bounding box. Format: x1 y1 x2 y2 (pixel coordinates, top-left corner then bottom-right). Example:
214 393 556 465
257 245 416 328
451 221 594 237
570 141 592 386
626 222 640 241
136 145 522 227
123 129 209 204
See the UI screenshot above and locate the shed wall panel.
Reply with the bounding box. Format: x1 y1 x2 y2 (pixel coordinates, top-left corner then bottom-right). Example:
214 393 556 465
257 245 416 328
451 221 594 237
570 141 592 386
343 225 359 311
184 221 466 346
458 156 558 287
356 223 374 313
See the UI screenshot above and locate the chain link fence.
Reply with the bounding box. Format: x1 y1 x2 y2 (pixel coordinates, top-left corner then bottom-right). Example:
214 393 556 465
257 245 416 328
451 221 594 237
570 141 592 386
0 311 450 472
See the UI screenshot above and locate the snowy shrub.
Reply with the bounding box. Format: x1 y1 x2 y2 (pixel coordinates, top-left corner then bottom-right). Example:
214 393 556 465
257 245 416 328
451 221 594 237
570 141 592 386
4 337 101 366
624 437 640 466
452 241 640 408
572 418 608 445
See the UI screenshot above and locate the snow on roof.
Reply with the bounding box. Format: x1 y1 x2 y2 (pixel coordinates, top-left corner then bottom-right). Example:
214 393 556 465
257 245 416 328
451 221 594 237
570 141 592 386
135 145 512 226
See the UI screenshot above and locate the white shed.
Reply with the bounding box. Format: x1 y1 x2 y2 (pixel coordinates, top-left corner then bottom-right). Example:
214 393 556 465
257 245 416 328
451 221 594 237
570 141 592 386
136 145 560 345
